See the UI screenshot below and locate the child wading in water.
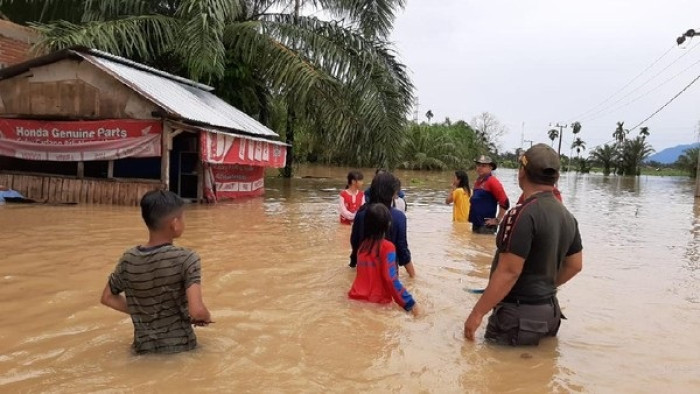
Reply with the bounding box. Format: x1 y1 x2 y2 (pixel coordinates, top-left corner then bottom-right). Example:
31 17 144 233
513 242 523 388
349 203 418 314
446 170 471 222
100 190 212 354
339 170 364 224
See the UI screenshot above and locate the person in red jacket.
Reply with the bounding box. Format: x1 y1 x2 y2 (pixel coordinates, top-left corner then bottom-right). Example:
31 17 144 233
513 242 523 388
339 170 364 224
349 203 418 315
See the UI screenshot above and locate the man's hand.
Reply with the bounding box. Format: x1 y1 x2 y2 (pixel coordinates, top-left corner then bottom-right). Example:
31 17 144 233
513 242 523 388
485 218 499 226
464 309 485 341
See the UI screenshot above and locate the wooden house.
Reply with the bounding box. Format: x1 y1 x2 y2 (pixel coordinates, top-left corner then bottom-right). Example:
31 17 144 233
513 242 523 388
0 47 287 205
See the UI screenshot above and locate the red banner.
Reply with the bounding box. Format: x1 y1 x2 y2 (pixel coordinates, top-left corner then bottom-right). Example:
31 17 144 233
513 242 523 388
204 163 265 201
0 119 162 161
200 131 286 168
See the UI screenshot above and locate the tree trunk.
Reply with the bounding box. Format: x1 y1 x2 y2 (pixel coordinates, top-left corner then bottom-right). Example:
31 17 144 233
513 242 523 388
282 108 296 178
280 0 301 178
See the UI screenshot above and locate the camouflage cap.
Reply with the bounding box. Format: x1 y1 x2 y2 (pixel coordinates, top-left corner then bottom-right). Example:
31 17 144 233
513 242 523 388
474 155 497 170
520 144 560 185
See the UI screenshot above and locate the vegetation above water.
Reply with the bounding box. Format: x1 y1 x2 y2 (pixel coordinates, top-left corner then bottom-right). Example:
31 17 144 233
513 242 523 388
1 0 414 176
2 2 697 178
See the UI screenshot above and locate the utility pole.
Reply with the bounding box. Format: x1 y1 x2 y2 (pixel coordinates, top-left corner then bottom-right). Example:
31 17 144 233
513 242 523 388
677 28 700 197
524 139 534 148
550 122 568 158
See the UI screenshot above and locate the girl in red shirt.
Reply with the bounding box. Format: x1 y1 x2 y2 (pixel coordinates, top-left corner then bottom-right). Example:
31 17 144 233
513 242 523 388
339 170 364 224
349 203 417 313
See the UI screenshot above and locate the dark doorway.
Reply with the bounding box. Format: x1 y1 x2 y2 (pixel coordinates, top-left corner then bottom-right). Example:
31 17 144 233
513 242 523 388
169 132 199 200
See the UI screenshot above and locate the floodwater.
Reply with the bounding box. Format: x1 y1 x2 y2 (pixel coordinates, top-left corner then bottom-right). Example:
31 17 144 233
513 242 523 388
1 166 699 393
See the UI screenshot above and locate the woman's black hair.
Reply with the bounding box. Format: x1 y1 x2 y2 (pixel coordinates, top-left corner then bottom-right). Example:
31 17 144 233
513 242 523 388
367 172 400 208
359 203 392 256
455 170 471 195
346 170 364 188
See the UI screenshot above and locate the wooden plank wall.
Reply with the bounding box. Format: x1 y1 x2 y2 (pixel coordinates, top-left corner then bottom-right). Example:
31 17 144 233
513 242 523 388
0 173 163 206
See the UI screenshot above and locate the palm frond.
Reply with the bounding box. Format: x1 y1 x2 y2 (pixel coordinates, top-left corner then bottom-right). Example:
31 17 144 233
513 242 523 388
173 0 245 81
31 15 180 63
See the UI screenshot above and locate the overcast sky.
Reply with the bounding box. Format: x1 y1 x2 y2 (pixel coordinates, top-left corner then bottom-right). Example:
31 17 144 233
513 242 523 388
390 0 700 154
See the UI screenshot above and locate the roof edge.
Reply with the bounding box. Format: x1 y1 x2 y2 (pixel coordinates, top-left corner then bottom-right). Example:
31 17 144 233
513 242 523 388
78 48 214 92
0 46 214 92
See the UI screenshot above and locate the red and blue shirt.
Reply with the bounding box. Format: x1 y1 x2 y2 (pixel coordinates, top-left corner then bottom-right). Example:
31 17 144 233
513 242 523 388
348 240 415 311
469 174 509 226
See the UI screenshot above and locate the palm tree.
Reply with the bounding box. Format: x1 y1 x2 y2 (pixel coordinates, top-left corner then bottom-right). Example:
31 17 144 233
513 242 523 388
619 136 654 176
425 110 434 123
589 144 617 176
639 126 650 141
548 128 559 146
676 147 700 178
613 121 627 144
6 0 414 176
571 121 582 135
398 123 457 170
571 137 586 157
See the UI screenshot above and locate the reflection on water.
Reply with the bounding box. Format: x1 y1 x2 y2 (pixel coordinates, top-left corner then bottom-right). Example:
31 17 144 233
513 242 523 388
1 166 699 392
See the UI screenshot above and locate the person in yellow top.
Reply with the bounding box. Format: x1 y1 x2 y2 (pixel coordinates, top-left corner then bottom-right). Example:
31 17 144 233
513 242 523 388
446 170 471 222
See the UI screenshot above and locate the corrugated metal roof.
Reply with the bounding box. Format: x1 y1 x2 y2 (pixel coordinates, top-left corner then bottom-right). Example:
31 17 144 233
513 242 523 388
77 49 280 140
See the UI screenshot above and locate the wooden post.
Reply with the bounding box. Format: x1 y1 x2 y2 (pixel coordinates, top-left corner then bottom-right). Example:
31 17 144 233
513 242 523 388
77 161 84 179
107 160 114 179
695 147 700 197
161 125 171 190
196 136 204 203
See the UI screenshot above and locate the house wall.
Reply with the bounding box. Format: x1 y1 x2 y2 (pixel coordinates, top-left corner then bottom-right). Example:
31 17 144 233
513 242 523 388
0 20 39 68
0 58 159 118
0 172 163 205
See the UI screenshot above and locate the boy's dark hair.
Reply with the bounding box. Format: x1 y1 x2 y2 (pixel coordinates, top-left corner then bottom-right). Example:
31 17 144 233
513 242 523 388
455 170 472 195
359 203 392 255
140 190 185 230
346 170 364 188
368 172 400 208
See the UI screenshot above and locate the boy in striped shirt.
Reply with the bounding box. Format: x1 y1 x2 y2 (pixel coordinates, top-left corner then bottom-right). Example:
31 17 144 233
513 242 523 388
100 190 211 354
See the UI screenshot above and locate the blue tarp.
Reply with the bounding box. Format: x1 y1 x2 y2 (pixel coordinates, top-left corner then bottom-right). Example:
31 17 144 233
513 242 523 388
0 189 25 203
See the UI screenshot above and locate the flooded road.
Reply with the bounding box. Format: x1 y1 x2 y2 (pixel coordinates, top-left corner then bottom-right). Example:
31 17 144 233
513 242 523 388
1 166 699 393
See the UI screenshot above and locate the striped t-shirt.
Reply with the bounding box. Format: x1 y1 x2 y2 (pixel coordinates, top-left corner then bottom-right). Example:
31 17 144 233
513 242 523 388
108 243 201 354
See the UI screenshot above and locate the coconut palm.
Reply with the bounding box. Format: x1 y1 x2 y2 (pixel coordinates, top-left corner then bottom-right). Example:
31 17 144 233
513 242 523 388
676 147 700 178
571 137 586 157
571 121 582 135
589 144 617 176
425 110 434 123
398 123 458 170
619 136 654 176
639 126 650 141
613 121 628 144
2 0 414 175
548 128 559 146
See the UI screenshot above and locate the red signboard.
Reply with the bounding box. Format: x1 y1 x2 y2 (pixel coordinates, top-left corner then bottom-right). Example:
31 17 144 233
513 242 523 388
200 131 286 168
0 119 162 161
203 163 265 201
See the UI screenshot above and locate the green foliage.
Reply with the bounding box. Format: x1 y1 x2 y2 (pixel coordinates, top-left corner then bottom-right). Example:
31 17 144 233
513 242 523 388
589 144 617 176
618 136 654 176
675 147 700 178
5 0 414 176
396 120 490 171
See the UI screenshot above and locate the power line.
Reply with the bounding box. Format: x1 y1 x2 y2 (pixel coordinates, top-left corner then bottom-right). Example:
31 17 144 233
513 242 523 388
578 40 700 122
628 70 700 132
566 44 676 122
579 55 700 123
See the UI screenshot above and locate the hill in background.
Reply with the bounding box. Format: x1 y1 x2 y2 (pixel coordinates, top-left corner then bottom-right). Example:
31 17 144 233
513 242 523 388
647 143 700 164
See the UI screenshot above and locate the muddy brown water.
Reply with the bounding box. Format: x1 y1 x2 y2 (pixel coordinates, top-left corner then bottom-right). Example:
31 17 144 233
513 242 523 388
1 166 699 393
